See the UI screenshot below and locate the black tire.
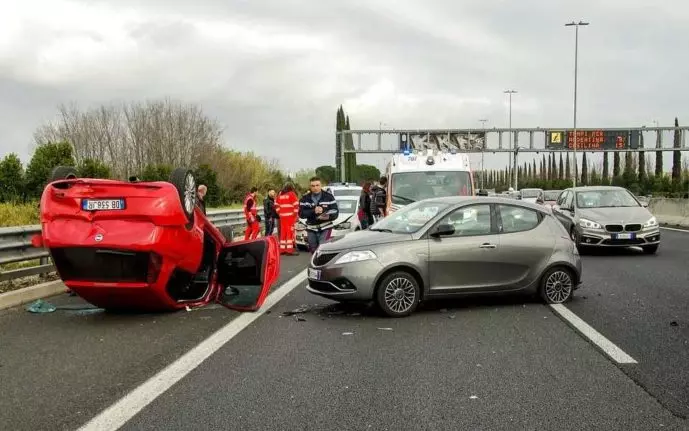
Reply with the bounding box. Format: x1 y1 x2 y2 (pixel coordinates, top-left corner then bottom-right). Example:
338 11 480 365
49 166 77 182
642 244 659 254
539 266 575 304
169 168 196 225
375 270 420 318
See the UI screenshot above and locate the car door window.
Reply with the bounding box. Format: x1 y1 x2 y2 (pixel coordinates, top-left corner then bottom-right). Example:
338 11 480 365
497 205 541 233
437 204 493 237
563 191 574 209
556 190 568 206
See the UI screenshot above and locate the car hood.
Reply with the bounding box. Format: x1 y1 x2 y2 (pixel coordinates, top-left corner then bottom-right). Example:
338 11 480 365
299 213 355 226
333 212 356 225
577 206 652 224
320 230 412 251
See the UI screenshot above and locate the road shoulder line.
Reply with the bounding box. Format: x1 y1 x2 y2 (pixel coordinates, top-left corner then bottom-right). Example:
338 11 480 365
660 226 689 233
550 303 637 364
77 269 308 431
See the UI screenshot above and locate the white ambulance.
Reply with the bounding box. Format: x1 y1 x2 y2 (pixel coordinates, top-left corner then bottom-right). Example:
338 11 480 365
385 148 475 214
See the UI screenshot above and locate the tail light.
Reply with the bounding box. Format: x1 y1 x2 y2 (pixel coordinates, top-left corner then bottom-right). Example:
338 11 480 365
147 253 162 284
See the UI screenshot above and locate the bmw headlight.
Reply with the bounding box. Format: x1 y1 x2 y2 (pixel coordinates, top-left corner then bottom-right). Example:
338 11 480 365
333 250 377 265
643 216 658 229
578 218 602 229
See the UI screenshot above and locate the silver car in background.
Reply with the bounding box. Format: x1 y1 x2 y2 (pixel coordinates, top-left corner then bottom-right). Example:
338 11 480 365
306 196 582 317
551 185 660 254
520 188 543 204
296 195 362 249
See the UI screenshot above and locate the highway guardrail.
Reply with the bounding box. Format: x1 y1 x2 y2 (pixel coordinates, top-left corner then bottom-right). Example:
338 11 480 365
0 209 262 283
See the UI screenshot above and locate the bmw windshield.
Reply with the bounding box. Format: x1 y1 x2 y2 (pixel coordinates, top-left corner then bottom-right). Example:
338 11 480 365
576 189 640 208
390 171 472 205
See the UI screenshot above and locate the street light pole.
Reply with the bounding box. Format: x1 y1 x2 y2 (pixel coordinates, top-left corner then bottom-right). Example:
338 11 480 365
479 119 488 189
504 90 517 189
565 20 589 188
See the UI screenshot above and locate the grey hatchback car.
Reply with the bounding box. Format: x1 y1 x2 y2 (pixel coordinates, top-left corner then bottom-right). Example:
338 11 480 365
306 196 582 317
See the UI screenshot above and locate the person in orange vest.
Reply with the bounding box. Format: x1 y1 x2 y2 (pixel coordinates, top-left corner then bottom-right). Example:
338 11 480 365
243 187 260 240
274 182 299 255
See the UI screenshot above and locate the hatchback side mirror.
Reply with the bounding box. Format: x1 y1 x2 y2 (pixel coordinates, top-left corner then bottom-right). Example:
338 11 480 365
431 223 455 237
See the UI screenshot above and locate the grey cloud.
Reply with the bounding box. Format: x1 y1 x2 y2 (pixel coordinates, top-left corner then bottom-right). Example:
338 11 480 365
2 0 688 174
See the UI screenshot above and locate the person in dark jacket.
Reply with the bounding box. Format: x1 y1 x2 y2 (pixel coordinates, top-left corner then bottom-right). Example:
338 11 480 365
358 181 374 229
263 188 277 236
197 185 207 215
298 176 339 253
369 176 388 221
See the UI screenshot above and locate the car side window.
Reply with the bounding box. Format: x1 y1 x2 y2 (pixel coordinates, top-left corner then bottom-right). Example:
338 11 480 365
556 190 567 206
437 204 493 237
498 205 541 234
564 191 574 208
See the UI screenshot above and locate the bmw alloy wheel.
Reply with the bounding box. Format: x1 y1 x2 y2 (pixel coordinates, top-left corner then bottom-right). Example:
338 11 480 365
544 270 573 303
383 277 417 313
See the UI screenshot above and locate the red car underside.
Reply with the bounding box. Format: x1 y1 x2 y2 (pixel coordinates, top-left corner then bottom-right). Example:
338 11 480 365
37 178 279 312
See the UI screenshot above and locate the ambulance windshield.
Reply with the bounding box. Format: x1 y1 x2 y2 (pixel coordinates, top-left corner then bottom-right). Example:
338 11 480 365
390 171 472 205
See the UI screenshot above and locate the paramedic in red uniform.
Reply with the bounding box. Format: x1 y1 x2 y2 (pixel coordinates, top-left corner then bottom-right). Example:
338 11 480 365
275 183 299 255
243 187 260 240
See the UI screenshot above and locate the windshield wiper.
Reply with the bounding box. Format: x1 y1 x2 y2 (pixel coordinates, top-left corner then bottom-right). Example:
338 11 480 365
369 228 393 233
392 194 415 204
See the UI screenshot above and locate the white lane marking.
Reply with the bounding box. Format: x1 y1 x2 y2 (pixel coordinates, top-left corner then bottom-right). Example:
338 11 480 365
660 226 689 233
549 304 637 364
78 269 308 431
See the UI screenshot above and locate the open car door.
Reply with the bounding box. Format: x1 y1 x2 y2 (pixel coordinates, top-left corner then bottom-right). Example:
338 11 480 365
215 235 280 311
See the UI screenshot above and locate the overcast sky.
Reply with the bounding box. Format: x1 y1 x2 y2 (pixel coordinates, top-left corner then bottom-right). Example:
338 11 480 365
1 0 688 175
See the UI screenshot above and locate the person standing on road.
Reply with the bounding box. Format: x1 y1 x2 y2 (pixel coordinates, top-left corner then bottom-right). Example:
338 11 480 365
275 183 299 255
243 187 260 240
370 176 388 222
299 176 339 254
263 188 278 236
197 184 207 215
358 181 374 229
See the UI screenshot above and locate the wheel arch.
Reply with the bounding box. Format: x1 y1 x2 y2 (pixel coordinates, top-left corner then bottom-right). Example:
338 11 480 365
373 264 426 300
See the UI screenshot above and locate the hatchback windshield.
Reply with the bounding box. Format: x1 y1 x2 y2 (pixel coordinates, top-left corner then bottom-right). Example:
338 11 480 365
576 189 639 208
390 171 472 205
336 199 357 213
544 190 562 201
370 201 450 234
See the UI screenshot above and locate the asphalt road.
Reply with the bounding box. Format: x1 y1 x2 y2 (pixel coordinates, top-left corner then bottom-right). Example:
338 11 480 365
2 230 688 430
0 255 308 431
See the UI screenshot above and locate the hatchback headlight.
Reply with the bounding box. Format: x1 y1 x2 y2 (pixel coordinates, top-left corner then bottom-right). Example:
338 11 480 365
578 218 602 229
643 216 658 229
333 250 377 265
334 222 351 230
296 222 306 230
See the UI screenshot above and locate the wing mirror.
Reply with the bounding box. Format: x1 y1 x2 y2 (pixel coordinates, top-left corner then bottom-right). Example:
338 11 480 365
641 201 649 208
431 223 455 237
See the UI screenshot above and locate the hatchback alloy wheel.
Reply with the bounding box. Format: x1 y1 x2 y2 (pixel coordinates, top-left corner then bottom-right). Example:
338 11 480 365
375 271 420 317
541 268 574 304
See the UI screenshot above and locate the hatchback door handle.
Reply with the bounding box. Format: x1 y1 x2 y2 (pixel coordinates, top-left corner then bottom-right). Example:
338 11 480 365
479 243 496 249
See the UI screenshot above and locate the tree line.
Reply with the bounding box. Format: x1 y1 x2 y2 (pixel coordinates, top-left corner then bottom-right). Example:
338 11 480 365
0 99 310 207
480 145 688 197
481 118 687 196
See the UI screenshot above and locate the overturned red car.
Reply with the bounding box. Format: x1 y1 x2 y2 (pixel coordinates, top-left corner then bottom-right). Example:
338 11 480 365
32 166 280 312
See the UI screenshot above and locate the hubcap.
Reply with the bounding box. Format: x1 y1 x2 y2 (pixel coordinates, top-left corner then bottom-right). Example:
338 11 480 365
545 271 573 303
383 277 416 313
183 173 196 214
